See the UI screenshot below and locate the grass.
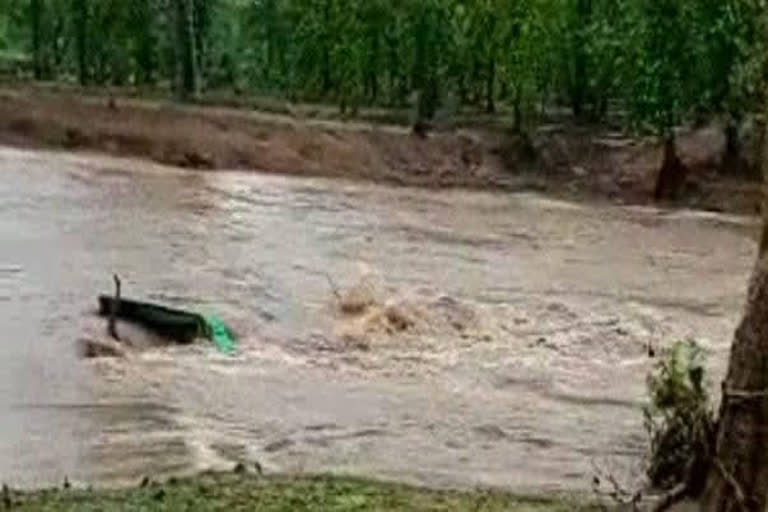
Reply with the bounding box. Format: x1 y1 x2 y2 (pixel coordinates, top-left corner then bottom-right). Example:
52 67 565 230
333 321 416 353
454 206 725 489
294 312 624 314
6 473 597 511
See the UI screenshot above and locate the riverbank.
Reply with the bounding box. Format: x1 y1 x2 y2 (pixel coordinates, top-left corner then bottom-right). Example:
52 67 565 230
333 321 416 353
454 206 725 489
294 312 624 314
0 85 761 214
5 473 596 511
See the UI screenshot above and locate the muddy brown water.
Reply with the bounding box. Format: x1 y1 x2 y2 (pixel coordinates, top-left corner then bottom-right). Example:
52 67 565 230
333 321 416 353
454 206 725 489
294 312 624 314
0 145 757 492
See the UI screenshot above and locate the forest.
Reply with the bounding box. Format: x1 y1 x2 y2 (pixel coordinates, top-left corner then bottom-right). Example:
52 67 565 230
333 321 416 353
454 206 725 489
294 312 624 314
0 0 765 146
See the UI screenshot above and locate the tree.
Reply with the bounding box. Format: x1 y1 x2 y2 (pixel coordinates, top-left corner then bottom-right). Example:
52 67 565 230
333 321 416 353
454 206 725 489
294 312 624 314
700 155 768 510
567 0 592 118
29 0 42 79
700 10 768 510
131 0 157 85
173 0 198 99
73 0 87 85
630 0 698 200
696 0 765 177
411 0 446 126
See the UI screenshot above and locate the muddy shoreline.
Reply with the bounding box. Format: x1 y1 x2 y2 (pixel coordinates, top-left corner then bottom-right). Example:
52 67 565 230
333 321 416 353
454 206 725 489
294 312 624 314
0 87 761 215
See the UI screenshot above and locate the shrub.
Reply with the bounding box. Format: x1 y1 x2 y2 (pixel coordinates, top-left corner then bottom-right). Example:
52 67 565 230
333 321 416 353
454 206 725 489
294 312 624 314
643 340 717 494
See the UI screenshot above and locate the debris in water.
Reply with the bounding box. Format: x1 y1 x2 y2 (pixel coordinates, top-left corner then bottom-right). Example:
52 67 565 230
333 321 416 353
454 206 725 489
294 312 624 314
86 277 238 357
330 273 486 351
78 337 126 359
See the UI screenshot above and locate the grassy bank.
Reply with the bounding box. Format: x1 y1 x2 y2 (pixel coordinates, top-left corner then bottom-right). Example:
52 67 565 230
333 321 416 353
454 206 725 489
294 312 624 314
6 473 596 511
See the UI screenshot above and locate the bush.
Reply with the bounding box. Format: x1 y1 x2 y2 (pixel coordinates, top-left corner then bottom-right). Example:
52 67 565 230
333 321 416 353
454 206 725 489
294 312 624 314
643 340 717 494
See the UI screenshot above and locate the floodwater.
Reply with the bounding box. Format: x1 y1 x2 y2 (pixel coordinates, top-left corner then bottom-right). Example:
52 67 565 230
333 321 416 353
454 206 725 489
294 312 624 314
0 145 757 492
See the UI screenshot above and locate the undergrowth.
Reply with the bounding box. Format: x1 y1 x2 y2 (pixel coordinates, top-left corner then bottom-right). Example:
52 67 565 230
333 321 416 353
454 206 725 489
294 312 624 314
643 339 717 495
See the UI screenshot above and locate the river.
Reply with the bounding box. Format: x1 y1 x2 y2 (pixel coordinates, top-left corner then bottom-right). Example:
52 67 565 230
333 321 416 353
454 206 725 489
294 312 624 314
0 145 756 492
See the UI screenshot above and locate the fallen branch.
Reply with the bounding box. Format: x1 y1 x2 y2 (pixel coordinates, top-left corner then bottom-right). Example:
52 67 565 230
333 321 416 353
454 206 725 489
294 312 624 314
715 458 748 512
323 272 342 302
591 460 642 510
649 482 688 512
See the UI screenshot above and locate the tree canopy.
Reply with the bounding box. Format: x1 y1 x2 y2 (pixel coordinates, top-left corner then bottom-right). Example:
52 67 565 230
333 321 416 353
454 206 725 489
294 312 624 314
0 0 764 133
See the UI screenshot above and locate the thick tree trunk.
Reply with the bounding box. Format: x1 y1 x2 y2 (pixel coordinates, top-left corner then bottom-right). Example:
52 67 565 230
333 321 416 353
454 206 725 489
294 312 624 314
700 106 768 512
173 0 198 100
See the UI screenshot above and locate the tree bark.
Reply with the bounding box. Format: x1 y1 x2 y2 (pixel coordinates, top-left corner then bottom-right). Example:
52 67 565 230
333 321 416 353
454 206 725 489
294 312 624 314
700 101 768 512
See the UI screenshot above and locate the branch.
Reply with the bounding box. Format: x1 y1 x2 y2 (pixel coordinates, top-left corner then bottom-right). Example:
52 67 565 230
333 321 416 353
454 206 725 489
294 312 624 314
591 460 643 510
715 458 748 512
649 482 688 512
723 386 768 401
323 272 342 302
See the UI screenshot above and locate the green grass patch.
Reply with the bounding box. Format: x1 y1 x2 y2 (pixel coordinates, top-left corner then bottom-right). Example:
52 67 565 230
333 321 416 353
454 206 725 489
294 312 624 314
7 473 596 511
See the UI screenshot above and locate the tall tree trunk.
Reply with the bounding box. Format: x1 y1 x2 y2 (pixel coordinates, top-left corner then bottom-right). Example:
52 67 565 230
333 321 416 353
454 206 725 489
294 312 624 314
263 0 277 84
513 87 523 134
193 0 209 85
721 118 750 177
571 0 592 119
134 0 155 85
30 0 42 80
413 3 439 125
700 105 768 512
654 134 687 201
173 0 198 100
485 55 496 114
321 0 332 96
366 30 380 105
74 0 88 86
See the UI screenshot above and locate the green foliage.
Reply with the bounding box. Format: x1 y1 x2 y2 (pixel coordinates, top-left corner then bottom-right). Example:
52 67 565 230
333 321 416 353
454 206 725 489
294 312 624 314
0 0 765 132
643 340 716 491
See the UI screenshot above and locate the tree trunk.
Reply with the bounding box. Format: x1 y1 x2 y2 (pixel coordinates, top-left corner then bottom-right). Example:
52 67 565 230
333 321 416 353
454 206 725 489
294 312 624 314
571 0 592 119
367 31 380 105
134 0 155 85
321 0 332 96
485 56 496 114
654 135 687 201
721 119 750 177
74 0 88 86
173 0 198 100
30 0 42 80
513 87 523 134
193 0 209 85
700 107 768 512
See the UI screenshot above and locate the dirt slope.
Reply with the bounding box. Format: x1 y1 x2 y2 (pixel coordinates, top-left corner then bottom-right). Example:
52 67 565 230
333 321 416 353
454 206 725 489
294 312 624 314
0 87 760 213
